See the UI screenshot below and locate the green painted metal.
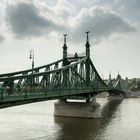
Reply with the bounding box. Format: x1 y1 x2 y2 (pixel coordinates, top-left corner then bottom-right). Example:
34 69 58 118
0 32 125 105
85 31 91 86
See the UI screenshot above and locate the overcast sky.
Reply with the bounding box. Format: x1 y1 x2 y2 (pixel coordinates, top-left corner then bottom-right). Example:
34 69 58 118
0 0 139 79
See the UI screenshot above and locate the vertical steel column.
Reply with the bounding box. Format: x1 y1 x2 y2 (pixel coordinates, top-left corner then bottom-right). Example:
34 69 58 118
35 69 39 84
62 34 68 88
85 31 90 86
29 50 35 88
63 34 68 65
45 66 50 88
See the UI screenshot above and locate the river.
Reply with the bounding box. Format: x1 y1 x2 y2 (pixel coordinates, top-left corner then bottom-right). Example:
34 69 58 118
0 98 140 140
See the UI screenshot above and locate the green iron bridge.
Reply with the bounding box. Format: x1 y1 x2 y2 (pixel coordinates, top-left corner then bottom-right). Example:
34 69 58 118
0 32 124 106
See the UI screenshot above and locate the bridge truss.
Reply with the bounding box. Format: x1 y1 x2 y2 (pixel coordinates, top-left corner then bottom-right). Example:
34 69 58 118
0 32 124 104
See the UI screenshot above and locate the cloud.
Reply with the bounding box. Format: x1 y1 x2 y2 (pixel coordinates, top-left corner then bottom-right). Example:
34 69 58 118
71 5 136 44
5 2 60 38
117 0 140 19
52 0 75 17
0 34 4 43
4 1 136 44
93 0 140 20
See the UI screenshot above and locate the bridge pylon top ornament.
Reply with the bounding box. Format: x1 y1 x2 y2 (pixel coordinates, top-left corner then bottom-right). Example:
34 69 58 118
63 34 68 60
63 34 67 45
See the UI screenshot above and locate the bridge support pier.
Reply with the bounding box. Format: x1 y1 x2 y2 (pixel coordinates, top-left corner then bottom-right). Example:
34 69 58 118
107 93 124 100
54 99 101 118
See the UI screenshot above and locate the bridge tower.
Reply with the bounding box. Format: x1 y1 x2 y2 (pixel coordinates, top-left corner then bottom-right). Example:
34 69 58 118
62 34 69 89
85 31 90 86
63 34 68 66
108 72 124 100
108 72 113 89
54 32 101 118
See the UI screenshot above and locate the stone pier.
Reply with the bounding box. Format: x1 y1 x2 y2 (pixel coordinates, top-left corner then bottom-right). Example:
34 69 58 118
54 99 101 118
107 94 124 100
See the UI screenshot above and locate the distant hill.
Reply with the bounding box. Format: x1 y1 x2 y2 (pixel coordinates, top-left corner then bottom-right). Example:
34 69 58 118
127 78 140 91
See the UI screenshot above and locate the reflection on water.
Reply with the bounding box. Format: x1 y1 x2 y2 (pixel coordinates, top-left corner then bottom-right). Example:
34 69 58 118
0 99 140 140
54 117 101 140
54 100 122 140
101 100 122 126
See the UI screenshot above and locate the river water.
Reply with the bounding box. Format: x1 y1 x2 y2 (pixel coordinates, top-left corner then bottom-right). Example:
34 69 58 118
0 98 140 140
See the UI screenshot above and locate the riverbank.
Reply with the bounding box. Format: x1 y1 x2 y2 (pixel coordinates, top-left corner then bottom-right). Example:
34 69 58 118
125 91 140 98
96 91 140 98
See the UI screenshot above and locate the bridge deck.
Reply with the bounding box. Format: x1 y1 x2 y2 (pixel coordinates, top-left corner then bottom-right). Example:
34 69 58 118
0 87 108 104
